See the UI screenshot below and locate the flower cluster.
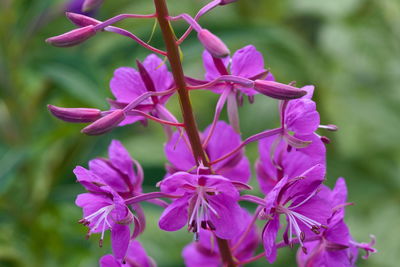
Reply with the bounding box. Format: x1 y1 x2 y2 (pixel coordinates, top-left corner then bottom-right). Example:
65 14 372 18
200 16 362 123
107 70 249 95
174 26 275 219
47 0 376 266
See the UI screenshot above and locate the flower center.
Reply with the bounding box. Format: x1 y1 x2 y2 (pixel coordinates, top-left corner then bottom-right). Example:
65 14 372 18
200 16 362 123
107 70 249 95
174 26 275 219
276 204 326 252
187 186 219 240
79 204 115 247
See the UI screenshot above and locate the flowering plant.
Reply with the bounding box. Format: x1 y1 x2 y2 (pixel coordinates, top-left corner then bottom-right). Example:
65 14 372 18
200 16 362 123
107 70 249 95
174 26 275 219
46 0 376 266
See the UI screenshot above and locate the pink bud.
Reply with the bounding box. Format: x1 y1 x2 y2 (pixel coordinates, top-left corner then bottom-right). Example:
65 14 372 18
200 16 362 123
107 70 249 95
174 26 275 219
219 0 238 5
81 109 125 135
82 0 104 12
254 80 307 100
46 25 96 47
197 29 230 58
48 105 101 123
66 12 101 27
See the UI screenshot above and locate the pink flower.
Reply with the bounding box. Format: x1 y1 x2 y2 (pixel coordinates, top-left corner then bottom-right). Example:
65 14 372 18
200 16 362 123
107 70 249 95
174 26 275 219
109 54 173 126
99 240 155 267
202 45 274 96
158 172 247 240
182 209 258 267
165 121 251 183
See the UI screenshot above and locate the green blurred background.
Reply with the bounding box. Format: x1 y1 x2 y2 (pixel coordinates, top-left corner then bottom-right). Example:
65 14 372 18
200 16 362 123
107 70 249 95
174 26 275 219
1 0 399 266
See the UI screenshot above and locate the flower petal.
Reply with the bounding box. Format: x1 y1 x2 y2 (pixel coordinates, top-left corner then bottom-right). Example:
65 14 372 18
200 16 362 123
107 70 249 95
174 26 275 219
111 223 130 260
262 215 280 263
143 54 173 92
208 194 243 239
110 67 148 104
231 45 265 78
159 195 189 231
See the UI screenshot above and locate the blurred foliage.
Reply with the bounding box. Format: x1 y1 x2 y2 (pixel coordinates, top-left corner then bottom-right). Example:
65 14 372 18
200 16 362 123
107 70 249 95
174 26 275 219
0 0 399 266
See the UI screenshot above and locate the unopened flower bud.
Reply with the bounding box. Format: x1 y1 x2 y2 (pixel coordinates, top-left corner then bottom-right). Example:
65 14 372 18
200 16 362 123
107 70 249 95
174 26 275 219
48 105 101 123
198 29 230 58
66 12 101 27
254 80 307 100
219 0 238 5
81 109 125 135
46 25 96 47
82 0 104 12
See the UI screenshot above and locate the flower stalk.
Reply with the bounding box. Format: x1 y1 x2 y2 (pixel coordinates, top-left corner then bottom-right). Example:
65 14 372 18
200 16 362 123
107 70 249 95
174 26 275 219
153 0 236 266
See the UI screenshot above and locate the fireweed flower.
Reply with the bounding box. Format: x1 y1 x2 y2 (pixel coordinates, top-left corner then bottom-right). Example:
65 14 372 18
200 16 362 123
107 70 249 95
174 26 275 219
165 121 251 183
256 133 326 194
296 178 377 267
276 85 336 148
259 164 331 263
74 140 143 197
76 186 133 260
109 54 174 126
74 140 147 231
182 209 258 267
186 45 274 131
158 172 248 240
202 45 274 96
99 240 155 267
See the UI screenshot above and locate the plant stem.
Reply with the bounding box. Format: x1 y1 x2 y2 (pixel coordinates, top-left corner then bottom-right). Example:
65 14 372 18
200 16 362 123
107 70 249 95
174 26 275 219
153 1 236 266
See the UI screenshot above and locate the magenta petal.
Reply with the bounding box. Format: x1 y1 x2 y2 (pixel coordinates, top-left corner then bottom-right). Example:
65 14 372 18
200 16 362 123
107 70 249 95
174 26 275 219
285 99 320 135
262 215 280 263
231 45 265 78
208 194 243 239
73 166 103 192
159 172 197 195
110 67 148 104
203 50 230 81
108 140 137 186
125 240 154 267
204 121 245 170
182 243 220 267
89 159 126 192
218 157 251 183
164 132 196 171
331 177 348 208
142 54 173 92
111 223 130 260
159 195 189 231
99 254 120 267
282 164 326 203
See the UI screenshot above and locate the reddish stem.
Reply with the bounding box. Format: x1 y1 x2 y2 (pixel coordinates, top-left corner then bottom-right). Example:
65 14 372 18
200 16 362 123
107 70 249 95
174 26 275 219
153 1 236 266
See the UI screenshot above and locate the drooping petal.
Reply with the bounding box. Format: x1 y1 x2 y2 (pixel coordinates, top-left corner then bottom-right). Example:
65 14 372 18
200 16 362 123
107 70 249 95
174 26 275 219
111 223 130 260
262 215 280 263
159 195 190 231
99 254 120 267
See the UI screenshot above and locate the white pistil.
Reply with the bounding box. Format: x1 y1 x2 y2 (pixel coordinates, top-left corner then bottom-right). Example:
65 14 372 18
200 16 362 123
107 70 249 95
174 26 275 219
81 204 115 245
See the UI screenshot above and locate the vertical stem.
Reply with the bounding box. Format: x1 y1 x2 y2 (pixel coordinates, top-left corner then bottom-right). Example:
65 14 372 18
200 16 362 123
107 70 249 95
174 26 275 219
153 1 236 266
